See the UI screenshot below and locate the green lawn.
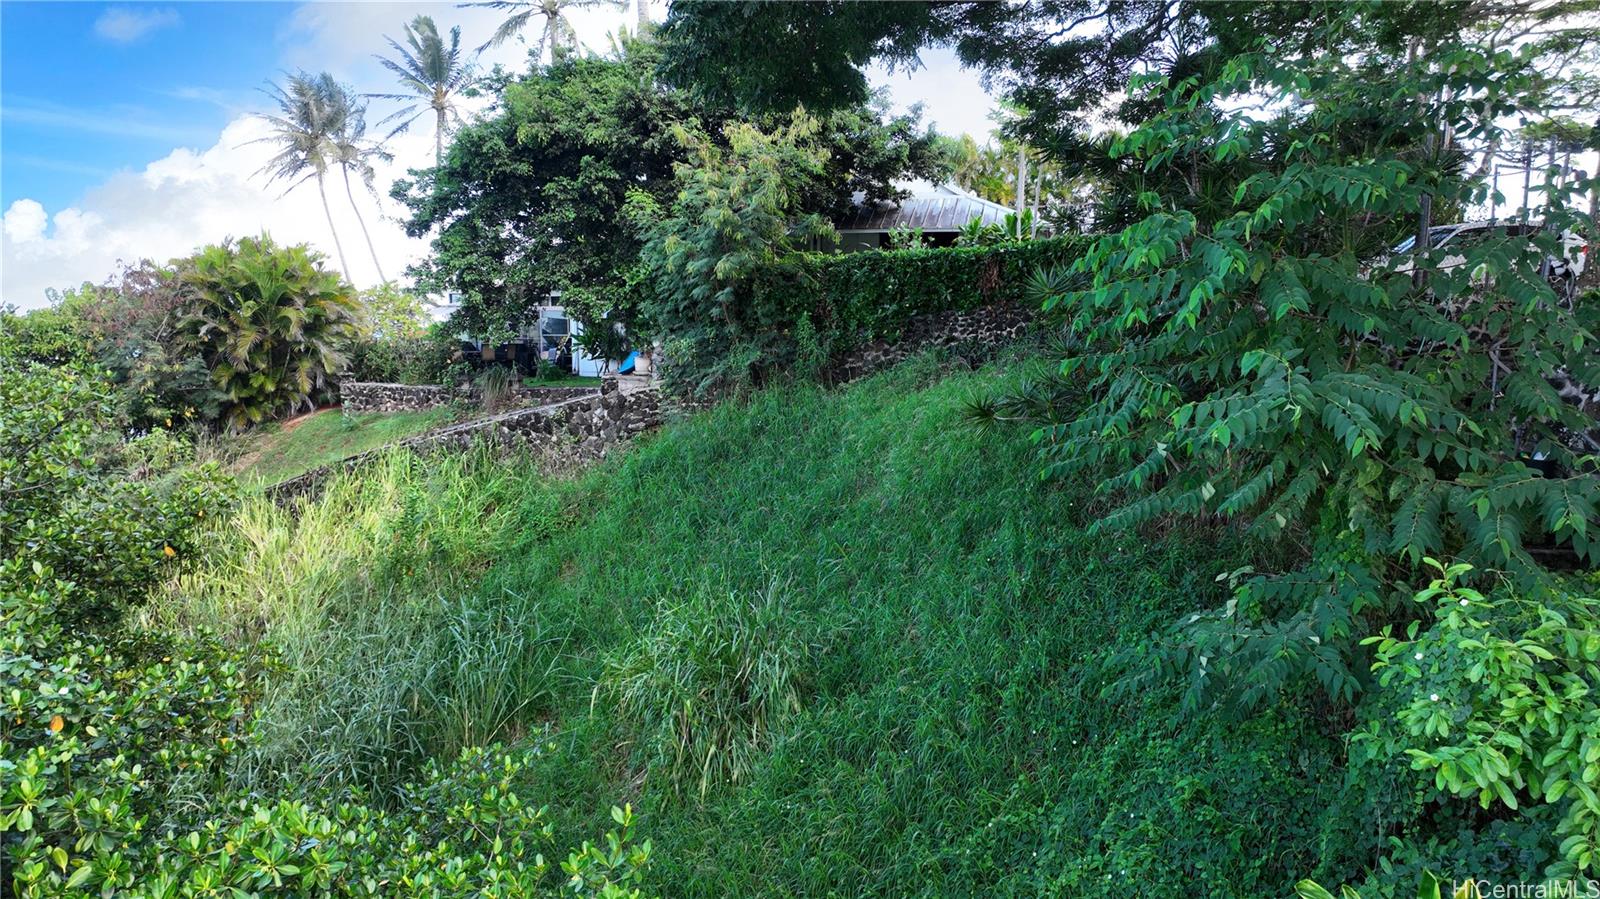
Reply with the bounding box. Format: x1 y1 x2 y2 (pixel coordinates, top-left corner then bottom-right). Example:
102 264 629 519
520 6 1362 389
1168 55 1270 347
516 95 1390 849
232 405 461 486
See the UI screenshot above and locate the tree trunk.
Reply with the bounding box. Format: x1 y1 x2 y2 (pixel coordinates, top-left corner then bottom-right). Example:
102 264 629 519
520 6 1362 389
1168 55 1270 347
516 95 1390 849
341 165 388 284
435 105 445 167
1015 145 1027 224
637 0 648 28
316 173 352 282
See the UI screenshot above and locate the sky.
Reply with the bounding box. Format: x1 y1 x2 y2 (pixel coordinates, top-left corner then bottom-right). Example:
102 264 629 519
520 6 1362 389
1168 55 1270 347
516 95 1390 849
0 1 1000 311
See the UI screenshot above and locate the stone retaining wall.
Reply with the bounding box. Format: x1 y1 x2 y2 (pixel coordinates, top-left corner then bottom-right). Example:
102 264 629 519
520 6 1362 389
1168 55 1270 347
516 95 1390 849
269 379 661 505
840 303 1033 380
340 381 597 414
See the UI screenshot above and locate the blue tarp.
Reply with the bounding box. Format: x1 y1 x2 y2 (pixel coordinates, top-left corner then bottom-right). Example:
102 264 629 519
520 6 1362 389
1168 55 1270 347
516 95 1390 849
618 351 639 374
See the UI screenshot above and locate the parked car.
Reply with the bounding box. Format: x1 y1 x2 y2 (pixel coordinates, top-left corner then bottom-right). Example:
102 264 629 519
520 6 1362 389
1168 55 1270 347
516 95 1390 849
1386 220 1589 301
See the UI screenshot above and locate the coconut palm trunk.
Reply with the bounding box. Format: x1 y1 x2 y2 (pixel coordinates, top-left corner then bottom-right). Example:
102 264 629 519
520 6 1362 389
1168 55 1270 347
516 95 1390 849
315 172 352 280
435 106 446 166
340 165 388 283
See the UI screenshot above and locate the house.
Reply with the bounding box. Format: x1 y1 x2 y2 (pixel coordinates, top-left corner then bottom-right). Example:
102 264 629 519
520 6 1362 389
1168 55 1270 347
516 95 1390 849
833 182 1021 251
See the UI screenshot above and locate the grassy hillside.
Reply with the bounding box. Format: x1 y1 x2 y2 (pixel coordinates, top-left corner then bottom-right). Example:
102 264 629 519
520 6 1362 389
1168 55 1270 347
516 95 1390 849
229 406 461 485
152 355 1359 896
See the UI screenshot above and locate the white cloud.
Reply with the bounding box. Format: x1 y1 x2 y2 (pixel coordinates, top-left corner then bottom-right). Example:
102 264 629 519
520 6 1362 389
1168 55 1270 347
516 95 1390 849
4 200 49 244
2 0 995 311
93 6 181 44
1 114 436 307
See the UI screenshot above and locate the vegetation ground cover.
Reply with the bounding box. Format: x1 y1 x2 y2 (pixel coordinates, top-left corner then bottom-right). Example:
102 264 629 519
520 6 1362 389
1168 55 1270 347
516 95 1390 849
228 405 463 486
151 353 1366 894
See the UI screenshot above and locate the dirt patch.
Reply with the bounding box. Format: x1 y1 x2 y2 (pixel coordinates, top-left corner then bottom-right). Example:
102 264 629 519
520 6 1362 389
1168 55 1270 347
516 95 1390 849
229 408 335 474
278 407 333 435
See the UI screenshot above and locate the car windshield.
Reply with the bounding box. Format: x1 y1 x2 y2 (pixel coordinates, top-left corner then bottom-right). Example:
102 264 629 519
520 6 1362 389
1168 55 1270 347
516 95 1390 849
1391 225 1464 255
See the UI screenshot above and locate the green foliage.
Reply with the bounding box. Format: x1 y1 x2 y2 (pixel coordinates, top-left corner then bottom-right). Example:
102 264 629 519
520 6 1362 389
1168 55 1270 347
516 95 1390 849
602 580 819 797
151 450 573 794
5 261 226 431
347 320 462 385
1357 562 1600 875
574 315 632 375
155 363 1361 894
1012 17 1598 714
180 234 363 431
635 110 837 396
0 302 95 368
953 211 1035 247
358 282 429 339
0 364 229 626
2 367 654 897
779 235 1090 358
398 34 947 337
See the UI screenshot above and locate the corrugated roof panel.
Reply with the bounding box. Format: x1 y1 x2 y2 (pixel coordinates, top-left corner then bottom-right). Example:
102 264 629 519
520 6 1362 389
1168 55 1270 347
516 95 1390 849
836 193 1016 233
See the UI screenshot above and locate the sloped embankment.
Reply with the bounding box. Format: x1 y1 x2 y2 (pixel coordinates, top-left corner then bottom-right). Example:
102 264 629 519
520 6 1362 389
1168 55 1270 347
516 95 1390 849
157 354 1354 896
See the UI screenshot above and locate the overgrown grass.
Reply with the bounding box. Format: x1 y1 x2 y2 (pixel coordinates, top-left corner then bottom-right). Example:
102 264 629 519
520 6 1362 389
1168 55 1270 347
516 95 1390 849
230 406 462 486
150 353 1360 895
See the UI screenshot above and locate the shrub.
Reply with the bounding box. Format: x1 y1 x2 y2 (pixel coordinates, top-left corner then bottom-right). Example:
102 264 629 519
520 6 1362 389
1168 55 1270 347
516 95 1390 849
180 234 363 431
2 358 654 898
649 234 1091 396
1006 19 1598 716
1356 562 1600 876
777 234 1092 353
0 364 230 626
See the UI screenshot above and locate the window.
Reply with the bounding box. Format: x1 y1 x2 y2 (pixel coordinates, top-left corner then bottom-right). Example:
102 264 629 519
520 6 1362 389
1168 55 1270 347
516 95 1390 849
540 308 570 353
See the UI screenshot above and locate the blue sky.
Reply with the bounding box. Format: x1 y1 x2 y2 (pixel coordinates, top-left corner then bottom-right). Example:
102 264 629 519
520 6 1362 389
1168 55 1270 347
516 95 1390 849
1 1 997 309
2 2 296 212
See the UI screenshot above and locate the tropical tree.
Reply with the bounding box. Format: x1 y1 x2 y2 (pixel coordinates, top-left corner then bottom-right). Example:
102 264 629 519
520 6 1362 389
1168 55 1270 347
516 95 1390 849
178 235 363 431
467 0 625 62
326 84 393 284
254 72 352 280
372 15 474 167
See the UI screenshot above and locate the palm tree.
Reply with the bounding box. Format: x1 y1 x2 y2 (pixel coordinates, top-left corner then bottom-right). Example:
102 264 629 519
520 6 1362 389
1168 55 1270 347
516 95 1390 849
254 72 352 280
325 85 393 284
466 0 625 62
371 15 473 167
179 235 363 431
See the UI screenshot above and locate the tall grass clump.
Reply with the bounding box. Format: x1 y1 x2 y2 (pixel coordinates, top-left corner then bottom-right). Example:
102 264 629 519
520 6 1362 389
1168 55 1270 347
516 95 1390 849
145 446 572 797
601 578 821 797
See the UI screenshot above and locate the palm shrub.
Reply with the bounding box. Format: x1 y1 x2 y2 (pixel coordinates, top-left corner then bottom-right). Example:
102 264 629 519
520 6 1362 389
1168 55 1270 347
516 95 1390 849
179 234 363 431
1007 8 1598 712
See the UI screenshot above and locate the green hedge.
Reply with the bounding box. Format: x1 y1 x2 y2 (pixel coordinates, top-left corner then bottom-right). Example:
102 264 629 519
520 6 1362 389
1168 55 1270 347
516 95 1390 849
763 235 1095 350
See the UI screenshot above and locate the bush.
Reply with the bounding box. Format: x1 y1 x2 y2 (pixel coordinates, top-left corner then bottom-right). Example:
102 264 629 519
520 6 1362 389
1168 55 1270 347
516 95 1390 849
1 357 654 898
180 234 363 430
1355 562 1600 876
651 235 1091 396
346 322 463 386
778 234 1092 352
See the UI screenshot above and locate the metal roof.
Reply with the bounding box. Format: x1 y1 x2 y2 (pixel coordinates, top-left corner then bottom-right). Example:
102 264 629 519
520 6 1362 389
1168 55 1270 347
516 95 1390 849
835 188 1016 233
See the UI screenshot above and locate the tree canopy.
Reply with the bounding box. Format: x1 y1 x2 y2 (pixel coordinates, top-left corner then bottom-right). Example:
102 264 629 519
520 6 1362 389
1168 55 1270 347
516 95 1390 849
394 34 948 335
